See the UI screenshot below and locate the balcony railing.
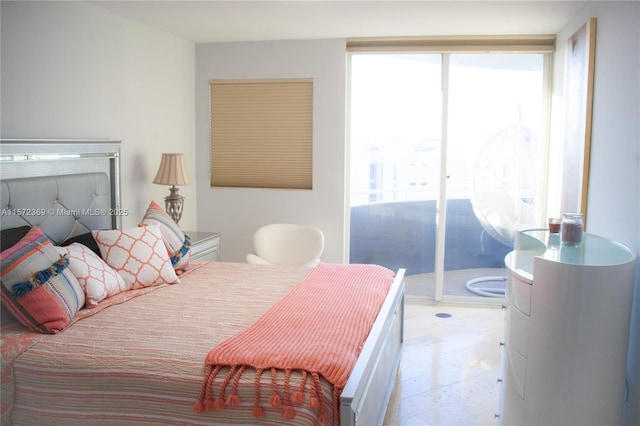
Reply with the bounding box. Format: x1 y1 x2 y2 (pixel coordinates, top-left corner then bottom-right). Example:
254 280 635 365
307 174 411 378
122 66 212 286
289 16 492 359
350 198 512 276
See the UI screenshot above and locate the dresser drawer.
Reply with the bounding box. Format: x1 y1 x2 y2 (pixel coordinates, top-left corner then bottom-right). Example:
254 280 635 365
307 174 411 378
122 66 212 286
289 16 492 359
192 245 219 262
507 272 532 316
506 345 527 400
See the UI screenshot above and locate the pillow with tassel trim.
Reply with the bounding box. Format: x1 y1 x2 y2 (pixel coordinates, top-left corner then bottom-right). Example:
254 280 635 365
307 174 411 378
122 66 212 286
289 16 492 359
0 226 85 333
140 200 191 272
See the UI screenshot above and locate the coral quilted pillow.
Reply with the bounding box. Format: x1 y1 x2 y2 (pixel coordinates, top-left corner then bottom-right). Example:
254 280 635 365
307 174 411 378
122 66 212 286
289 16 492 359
140 200 191 272
55 243 130 307
0 226 85 333
92 225 179 289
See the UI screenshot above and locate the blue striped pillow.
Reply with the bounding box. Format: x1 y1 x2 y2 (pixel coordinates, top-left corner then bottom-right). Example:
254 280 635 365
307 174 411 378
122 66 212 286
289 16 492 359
140 201 191 272
0 226 85 333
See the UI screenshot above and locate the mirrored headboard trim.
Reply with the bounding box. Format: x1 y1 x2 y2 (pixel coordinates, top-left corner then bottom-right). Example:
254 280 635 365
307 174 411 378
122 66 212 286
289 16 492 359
0 139 122 230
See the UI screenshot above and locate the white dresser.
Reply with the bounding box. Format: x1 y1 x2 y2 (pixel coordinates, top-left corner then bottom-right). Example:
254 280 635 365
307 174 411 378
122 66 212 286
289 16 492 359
498 229 636 425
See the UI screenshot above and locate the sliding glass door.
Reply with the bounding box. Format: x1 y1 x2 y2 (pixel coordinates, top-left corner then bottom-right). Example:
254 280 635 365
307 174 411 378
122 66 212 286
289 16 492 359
440 54 546 300
349 54 443 291
348 51 549 302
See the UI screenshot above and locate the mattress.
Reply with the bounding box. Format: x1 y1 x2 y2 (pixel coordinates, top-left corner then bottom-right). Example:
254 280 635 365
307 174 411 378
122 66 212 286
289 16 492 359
1 262 336 425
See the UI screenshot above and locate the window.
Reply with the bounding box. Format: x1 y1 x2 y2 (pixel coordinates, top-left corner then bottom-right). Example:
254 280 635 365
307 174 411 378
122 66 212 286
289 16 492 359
347 36 555 301
209 79 313 189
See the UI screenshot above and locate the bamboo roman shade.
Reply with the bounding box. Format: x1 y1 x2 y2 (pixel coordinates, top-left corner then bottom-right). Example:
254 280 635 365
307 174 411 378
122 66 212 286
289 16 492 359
209 79 313 189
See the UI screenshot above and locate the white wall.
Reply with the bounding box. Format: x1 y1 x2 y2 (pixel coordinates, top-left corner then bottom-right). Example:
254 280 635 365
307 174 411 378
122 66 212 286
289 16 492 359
553 2 640 424
195 40 347 263
0 1 197 231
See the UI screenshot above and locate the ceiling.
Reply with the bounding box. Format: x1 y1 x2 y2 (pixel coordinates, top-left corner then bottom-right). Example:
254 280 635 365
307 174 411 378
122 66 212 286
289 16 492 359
89 1 586 44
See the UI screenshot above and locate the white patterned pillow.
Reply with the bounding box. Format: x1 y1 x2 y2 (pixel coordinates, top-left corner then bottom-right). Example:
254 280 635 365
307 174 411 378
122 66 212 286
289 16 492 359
56 243 130 307
92 225 179 289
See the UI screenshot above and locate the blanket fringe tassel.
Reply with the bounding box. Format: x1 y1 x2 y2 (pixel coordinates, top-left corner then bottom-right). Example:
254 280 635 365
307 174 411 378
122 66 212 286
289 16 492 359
193 365 329 424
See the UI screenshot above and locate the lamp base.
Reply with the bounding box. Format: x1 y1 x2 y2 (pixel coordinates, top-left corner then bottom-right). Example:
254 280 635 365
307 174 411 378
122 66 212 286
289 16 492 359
165 186 185 224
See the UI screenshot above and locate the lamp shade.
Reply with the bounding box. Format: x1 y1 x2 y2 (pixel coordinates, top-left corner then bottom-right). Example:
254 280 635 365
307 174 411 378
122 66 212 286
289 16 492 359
153 153 191 186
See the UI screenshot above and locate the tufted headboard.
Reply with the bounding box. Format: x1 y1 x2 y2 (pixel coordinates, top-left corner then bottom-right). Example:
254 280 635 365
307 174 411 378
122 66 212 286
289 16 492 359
0 139 122 243
0 139 121 325
1 173 114 243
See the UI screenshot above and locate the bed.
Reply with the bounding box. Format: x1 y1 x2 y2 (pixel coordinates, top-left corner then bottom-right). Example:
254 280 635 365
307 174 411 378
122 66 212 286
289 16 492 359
0 140 405 426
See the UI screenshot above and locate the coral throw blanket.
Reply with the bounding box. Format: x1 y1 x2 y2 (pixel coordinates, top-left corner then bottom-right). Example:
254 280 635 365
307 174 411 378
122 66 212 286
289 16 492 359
194 263 395 424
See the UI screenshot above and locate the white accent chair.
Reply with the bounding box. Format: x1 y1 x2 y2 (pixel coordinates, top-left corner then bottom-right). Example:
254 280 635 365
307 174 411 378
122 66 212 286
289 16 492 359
246 224 325 267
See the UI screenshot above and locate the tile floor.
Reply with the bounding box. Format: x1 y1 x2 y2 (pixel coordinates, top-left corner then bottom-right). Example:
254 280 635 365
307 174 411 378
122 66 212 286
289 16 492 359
383 302 504 426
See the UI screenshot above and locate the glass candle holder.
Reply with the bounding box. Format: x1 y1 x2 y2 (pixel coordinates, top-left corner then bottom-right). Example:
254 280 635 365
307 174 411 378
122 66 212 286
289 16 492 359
548 218 561 233
561 213 584 246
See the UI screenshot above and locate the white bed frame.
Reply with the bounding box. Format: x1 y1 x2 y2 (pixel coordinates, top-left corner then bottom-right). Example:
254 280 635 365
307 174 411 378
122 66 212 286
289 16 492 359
341 267 405 425
0 139 405 426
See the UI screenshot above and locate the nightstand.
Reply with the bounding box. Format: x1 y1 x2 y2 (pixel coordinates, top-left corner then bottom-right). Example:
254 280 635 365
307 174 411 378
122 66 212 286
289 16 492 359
186 231 221 262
